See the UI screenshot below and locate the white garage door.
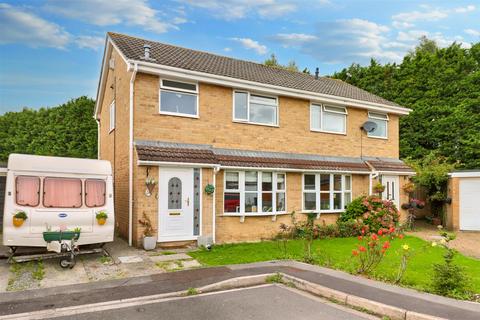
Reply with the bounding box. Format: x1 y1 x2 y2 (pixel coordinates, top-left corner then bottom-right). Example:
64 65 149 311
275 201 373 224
459 178 480 230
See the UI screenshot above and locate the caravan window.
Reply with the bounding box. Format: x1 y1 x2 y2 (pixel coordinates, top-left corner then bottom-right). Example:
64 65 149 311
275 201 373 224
15 176 40 207
43 178 82 208
85 179 106 207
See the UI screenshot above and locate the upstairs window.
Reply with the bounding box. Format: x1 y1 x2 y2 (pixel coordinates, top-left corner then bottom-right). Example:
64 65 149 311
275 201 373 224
44 177 82 208
109 101 115 132
310 104 347 134
367 112 389 138
15 176 40 207
233 91 278 126
160 79 198 117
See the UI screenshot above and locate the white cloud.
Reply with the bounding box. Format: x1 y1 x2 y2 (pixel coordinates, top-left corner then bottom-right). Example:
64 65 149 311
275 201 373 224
392 21 414 29
272 33 318 47
230 37 267 55
75 35 105 50
392 9 448 23
454 5 475 13
0 3 70 48
45 0 183 33
223 47 232 52
397 30 429 42
179 0 296 20
465 28 480 37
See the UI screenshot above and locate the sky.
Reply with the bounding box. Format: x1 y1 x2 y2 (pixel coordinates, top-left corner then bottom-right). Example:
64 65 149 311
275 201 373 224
0 0 479 114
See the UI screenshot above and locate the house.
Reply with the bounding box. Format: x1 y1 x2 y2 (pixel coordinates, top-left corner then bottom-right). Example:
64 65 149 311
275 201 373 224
95 32 414 247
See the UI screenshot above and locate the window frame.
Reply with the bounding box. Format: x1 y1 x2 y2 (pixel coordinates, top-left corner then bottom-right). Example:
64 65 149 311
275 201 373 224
84 179 106 208
223 171 287 216
367 111 389 139
109 100 115 133
232 90 279 127
15 175 40 207
310 103 348 135
159 78 199 118
302 173 352 213
43 177 83 209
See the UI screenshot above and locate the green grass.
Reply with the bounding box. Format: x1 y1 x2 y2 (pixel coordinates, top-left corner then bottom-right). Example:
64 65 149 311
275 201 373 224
189 236 480 295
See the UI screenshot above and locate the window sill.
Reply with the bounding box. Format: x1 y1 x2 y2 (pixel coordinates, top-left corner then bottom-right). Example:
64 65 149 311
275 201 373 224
223 212 289 222
232 119 279 128
367 135 388 140
310 129 346 136
301 210 345 214
159 111 199 119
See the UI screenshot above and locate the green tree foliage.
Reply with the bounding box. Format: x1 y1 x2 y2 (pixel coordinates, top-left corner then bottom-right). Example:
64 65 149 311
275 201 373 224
264 53 300 72
0 96 97 160
333 39 480 169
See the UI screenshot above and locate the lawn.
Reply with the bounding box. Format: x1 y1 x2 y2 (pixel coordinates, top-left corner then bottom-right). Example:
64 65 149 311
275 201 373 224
189 235 480 295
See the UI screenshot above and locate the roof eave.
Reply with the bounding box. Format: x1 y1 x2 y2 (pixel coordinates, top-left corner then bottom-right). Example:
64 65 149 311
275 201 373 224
128 58 411 115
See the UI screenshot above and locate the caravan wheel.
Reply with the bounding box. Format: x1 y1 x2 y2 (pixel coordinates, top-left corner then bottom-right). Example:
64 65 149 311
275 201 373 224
59 255 76 269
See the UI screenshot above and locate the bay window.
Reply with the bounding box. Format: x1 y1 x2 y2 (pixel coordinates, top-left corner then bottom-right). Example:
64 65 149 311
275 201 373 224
233 91 278 126
224 171 286 214
310 104 347 134
160 79 198 117
303 173 352 212
367 112 388 138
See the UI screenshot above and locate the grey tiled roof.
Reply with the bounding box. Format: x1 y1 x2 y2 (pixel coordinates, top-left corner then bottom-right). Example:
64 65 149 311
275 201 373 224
109 32 403 108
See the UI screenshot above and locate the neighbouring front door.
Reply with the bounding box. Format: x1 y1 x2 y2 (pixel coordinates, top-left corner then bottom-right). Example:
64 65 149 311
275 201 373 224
382 175 400 209
158 168 194 242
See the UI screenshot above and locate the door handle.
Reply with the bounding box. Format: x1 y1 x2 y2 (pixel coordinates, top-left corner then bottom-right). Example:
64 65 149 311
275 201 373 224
186 197 190 206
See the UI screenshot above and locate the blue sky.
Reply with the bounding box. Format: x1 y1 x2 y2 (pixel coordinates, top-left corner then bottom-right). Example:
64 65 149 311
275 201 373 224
1 0 479 114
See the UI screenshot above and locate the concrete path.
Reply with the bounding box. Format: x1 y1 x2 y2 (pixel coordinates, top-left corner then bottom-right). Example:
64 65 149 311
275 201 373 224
54 285 377 320
0 261 479 320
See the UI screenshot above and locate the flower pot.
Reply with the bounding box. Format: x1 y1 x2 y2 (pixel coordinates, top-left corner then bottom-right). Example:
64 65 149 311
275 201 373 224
13 217 24 228
431 217 442 226
143 236 156 250
97 218 107 225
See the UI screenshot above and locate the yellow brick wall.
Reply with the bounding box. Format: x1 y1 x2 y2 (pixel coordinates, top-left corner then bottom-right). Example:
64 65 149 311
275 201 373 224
133 74 399 158
98 47 132 240
445 177 460 230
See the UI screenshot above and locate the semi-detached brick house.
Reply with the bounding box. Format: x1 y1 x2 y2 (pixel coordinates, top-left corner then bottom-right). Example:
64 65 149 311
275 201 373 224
95 32 414 247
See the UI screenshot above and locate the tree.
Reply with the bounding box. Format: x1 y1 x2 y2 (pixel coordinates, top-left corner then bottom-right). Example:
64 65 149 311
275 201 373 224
332 38 480 169
263 53 300 72
0 96 97 160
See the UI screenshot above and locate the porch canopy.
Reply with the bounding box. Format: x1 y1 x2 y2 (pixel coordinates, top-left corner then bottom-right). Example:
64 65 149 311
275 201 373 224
135 140 413 174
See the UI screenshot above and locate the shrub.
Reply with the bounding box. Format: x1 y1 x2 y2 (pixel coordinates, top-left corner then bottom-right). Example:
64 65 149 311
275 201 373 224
339 195 399 233
336 220 362 237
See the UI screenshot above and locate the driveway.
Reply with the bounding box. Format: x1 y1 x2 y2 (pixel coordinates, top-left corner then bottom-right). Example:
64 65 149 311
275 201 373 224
55 285 377 320
408 220 480 259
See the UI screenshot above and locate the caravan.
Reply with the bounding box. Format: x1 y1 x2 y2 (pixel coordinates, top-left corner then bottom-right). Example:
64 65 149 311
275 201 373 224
3 154 114 255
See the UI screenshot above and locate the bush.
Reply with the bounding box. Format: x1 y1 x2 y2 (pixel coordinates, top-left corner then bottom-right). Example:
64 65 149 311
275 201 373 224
337 220 362 237
339 195 400 233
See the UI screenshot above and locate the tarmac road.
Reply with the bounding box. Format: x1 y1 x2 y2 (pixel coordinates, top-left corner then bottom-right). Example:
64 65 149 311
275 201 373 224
54 285 377 320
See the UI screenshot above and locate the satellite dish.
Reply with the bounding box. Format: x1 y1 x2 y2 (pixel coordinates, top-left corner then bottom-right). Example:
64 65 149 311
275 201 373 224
361 121 377 133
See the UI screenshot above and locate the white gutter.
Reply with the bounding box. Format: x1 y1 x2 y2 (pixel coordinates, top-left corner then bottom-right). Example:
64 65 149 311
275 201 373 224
212 166 220 243
128 62 138 246
449 171 480 178
131 60 411 115
376 171 416 176
96 119 101 159
219 165 371 175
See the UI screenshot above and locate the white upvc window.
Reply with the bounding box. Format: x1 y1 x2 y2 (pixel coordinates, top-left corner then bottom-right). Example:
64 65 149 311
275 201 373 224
109 100 115 132
302 173 352 212
233 91 278 126
310 104 347 134
160 79 198 118
224 171 286 215
367 112 389 139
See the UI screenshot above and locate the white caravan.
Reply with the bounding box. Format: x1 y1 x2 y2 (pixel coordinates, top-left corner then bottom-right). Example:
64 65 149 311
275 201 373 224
3 154 114 249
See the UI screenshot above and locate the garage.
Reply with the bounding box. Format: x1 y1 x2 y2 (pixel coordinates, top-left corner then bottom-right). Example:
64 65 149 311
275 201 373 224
447 171 480 231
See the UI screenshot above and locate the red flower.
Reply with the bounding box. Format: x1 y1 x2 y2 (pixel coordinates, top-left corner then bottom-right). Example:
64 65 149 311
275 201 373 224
389 227 395 233
382 241 390 249
371 233 378 241
358 236 363 241
378 229 383 236
352 250 359 256
398 234 404 239
361 228 365 235
359 246 366 252
381 248 386 254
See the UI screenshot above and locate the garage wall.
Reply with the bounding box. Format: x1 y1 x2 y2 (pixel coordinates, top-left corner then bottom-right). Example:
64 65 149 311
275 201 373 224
446 173 480 231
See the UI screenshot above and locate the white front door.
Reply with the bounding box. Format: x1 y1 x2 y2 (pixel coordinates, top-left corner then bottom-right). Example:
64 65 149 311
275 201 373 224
382 175 400 209
158 168 194 242
459 178 480 231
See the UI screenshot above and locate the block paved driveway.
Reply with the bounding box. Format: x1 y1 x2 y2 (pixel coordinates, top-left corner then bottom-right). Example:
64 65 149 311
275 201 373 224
55 285 377 320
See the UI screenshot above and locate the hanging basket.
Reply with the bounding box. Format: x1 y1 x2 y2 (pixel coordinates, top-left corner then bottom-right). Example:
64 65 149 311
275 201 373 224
204 184 215 195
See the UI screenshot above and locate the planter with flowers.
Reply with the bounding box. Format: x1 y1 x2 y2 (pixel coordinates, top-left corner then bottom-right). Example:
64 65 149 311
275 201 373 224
372 182 385 195
96 211 108 225
145 176 157 197
402 181 416 194
13 211 28 227
204 183 215 195
139 213 156 250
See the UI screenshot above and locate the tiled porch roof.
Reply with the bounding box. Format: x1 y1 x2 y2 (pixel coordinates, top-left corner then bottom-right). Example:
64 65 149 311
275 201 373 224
135 140 415 173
